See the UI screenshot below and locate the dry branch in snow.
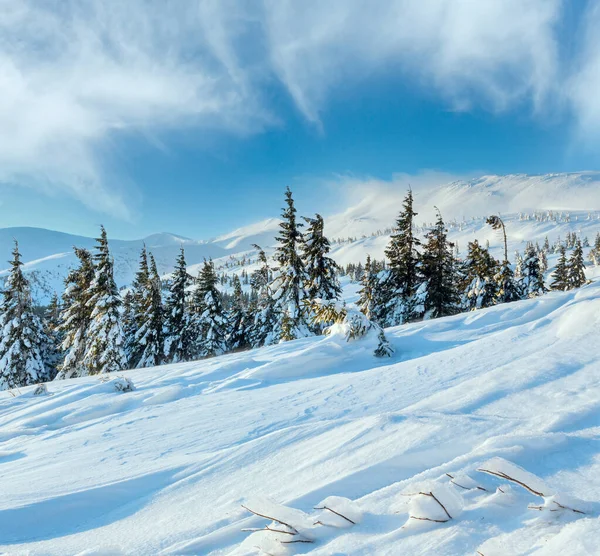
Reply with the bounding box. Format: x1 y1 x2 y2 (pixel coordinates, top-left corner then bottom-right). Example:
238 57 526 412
477 467 546 497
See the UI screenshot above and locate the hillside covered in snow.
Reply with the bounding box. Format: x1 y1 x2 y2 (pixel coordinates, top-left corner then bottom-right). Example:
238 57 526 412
4 172 600 305
1 279 599 554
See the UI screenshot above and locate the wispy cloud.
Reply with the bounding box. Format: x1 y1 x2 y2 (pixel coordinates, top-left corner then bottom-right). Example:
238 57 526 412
0 0 595 217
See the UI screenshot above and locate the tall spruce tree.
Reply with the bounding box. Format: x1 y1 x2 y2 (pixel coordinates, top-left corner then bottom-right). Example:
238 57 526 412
227 274 249 352
0 242 49 390
248 245 277 347
82 226 127 375
302 214 342 301
122 290 136 365
568 239 587 289
551 245 569 291
270 187 311 341
383 189 421 324
192 259 228 358
42 292 63 380
421 210 460 319
163 247 195 362
128 245 150 366
56 247 95 379
135 253 164 367
358 255 378 321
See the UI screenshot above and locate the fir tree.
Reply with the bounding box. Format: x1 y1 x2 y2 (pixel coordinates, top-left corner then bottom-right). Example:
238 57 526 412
0 241 49 389
128 245 150 366
421 210 460 319
248 245 277 348
519 243 547 298
460 240 498 310
227 274 249 352
589 233 600 265
302 214 342 301
82 226 127 375
567 239 587 289
270 187 311 341
494 261 522 303
192 259 228 358
163 247 195 362
358 255 376 320
42 292 63 380
383 189 421 324
56 247 95 379
550 245 569 291
122 290 136 365
135 254 164 367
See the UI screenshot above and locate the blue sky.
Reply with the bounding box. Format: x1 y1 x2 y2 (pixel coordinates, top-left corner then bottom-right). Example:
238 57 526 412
1 0 599 240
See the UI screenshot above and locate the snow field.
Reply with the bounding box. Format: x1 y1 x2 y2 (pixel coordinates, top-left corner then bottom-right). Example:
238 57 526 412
1 282 600 554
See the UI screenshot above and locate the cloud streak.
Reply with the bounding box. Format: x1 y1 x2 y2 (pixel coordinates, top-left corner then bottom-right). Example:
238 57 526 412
0 0 597 217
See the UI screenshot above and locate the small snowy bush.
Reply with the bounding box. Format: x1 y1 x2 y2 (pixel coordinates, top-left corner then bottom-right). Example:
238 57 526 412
310 299 393 357
32 383 49 396
100 375 135 392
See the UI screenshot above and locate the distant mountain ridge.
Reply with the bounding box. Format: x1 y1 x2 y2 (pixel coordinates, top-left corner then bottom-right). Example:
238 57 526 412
3 172 600 303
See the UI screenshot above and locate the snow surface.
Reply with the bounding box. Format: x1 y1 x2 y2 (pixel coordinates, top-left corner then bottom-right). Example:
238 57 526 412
1 280 600 554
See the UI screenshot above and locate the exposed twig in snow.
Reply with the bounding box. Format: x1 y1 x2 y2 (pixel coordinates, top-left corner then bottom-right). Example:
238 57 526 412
406 491 453 522
552 500 586 514
409 515 450 523
241 525 295 535
446 473 488 492
424 491 453 520
477 468 546 497
280 539 314 544
241 504 299 534
314 505 356 525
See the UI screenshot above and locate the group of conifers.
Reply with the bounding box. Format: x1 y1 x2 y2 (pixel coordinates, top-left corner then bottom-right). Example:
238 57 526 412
0 188 592 391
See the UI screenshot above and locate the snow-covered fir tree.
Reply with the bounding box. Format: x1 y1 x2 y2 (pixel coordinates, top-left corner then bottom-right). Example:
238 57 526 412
122 290 136 366
42 292 63 380
135 253 164 367
81 226 127 375
270 187 312 342
56 247 95 380
538 248 548 273
383 189 421 325
227 274 249 352
460 240 498 310
163 247 195 363
192 259 228 358
302 214 342 301
551 245 569 291
514 251 524 280
358 255 377 321
247 245 277 348
494 261 522 303
567 239 587 289
127 246 150 366
421 210 460 319
589 233 600 265
519 243 547 298
0 241 49 390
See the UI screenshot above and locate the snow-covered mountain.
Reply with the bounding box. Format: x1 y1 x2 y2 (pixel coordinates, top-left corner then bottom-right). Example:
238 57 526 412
4 172 600 303
1 277 599 555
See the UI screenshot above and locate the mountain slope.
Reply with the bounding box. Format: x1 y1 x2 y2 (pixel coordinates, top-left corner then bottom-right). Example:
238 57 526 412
1 282 599 554
4 172 600 303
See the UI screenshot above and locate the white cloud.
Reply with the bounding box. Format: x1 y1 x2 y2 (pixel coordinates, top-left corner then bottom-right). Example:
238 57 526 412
568 1 600 142
263 0 563 122
0 0 272 218
0 0 595 218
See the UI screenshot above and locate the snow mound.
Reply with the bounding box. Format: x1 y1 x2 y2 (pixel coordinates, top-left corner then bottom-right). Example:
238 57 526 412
1 282 600 554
